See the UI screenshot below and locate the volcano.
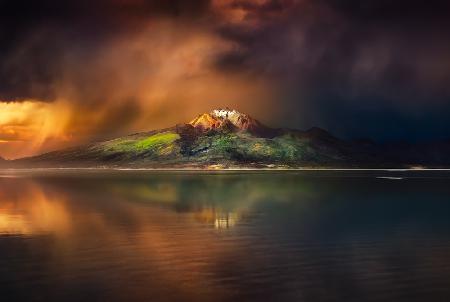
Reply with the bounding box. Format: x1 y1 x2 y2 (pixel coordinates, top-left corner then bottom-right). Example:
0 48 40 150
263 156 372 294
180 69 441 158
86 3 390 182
7 108 450 169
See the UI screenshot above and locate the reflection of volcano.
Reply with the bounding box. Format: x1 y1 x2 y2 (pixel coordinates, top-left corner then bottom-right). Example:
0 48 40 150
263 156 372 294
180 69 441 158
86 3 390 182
194 207 239 229
214 212 238 229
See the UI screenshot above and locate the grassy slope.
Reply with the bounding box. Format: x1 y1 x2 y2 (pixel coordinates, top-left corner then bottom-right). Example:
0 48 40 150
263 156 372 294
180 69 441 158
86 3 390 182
21 127 348 167
16 124 450 168
100 132 180 154
187 132 345 165
89 131 182 164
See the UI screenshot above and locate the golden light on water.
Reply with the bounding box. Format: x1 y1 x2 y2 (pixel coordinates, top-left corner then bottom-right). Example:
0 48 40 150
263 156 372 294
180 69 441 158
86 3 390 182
194 207 240 229
0 176 249 299
214 213 238 229
0 213 31 235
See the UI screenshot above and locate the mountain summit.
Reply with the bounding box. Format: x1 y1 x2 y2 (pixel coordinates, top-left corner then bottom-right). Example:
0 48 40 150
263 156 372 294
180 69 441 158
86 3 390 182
189 108 264 132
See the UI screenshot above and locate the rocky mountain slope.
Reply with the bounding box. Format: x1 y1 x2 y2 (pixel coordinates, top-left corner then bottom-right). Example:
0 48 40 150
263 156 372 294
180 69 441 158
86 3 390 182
189 109 276 136
8 108 450 168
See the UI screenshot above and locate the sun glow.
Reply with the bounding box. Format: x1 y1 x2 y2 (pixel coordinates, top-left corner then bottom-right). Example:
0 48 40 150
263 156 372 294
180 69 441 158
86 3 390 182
0 21 275 160
0 100 72 159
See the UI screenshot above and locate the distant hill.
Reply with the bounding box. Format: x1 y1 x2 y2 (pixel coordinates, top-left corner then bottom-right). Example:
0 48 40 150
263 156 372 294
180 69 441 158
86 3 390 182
11 108 450 169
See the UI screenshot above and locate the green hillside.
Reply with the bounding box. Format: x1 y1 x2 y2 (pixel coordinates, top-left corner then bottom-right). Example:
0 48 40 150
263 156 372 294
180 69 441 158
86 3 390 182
21 122 355 168
9 108 450 169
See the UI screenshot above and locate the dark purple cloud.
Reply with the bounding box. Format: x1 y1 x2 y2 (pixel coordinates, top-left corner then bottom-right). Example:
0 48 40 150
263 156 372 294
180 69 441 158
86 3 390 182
212 0 450 140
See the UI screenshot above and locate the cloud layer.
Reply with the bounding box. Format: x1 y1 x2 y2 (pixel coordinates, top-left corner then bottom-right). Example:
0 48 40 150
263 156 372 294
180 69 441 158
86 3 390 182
1 0 450 157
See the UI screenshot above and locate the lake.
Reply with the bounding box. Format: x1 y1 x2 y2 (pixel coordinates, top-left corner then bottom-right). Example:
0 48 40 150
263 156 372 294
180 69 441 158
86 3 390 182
1 169 450 301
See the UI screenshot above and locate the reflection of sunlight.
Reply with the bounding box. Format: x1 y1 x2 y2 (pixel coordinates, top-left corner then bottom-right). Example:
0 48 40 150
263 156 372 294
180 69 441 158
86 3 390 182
214 212 238 229
194 207 239 229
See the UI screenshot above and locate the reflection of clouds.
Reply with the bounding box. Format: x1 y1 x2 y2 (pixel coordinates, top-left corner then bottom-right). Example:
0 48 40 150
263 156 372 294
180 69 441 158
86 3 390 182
0 176 243 300
0 213 30 235
3 173 450 301
0 173 316 301
0 180 71 235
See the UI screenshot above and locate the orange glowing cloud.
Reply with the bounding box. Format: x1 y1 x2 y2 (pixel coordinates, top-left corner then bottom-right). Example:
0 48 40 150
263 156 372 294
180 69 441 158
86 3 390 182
56 20 274 136
0 20 276 159
0 100 72 159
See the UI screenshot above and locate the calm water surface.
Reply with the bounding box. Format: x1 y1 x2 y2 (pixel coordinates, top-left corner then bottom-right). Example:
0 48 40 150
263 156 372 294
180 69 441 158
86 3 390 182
1 170 450 301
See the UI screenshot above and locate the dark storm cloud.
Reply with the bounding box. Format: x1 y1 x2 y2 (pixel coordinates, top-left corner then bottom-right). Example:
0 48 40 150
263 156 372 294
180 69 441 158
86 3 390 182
216 0 450 89
0 0 210 100
213 0 450 140
326 0 450 24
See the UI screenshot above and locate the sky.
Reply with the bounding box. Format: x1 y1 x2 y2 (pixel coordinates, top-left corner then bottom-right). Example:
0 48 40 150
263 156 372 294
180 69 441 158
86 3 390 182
1 0 450 159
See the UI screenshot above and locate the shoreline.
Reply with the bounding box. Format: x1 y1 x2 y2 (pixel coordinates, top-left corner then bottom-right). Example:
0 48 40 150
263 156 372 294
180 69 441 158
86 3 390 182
2 167 450 172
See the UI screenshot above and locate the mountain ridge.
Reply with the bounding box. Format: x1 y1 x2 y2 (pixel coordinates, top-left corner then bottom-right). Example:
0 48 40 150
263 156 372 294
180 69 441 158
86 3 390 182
4 108 450 169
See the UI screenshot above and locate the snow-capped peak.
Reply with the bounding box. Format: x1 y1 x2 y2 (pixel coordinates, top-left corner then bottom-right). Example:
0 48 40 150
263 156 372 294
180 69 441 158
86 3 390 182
210 108 241 119
189 108 264 133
